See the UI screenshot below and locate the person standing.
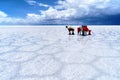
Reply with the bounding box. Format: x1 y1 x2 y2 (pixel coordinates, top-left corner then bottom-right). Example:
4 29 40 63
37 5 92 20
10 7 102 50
77 27 81 35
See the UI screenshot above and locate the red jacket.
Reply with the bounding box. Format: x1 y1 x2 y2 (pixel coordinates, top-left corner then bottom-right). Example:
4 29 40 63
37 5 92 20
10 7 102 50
83 26 89 31
77 27 81 32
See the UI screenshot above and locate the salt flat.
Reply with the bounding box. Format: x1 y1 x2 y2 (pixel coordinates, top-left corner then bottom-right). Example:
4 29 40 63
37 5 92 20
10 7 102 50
0 26 120 80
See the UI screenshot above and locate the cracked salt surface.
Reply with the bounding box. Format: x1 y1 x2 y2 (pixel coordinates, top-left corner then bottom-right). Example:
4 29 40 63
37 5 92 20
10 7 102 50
93 58 120 77
54 51 96 64
18 44 41 52
0 46 16 54
0 52 37 62
0 61 18 80
96 76 119 80
20 55 61 76
13 76 60 80
0 26 120 80
61 64 99 80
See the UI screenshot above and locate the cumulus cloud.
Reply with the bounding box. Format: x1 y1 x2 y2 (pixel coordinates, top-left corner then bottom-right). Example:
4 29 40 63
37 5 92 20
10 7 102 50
0 11 8 18
55 0 120 16
0 11 44 25
36 0 120 21
40 7 76 20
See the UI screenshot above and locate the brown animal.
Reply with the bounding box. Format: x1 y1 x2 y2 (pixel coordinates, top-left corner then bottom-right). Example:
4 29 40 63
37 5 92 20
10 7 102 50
66 26 74 35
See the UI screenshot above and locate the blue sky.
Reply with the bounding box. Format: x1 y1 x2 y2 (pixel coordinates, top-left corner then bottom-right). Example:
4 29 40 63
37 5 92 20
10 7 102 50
0 0 120 25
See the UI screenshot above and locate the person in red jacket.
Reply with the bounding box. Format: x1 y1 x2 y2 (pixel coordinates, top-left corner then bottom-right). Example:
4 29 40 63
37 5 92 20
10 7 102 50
83 25 89 31
77 27 81 35
82 25 91 36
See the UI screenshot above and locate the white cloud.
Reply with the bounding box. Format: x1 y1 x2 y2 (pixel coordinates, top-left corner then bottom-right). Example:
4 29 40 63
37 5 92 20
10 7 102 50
40 7 76 19
26 13 44 24
26 0 36 5
0 11 44 24
0 17 26 24
26 0 50 8
0 11 8 18
61 0 120 16
38 3 50 8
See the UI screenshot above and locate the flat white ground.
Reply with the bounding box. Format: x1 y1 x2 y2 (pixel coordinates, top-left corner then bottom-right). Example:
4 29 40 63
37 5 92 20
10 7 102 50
0 26 120 80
